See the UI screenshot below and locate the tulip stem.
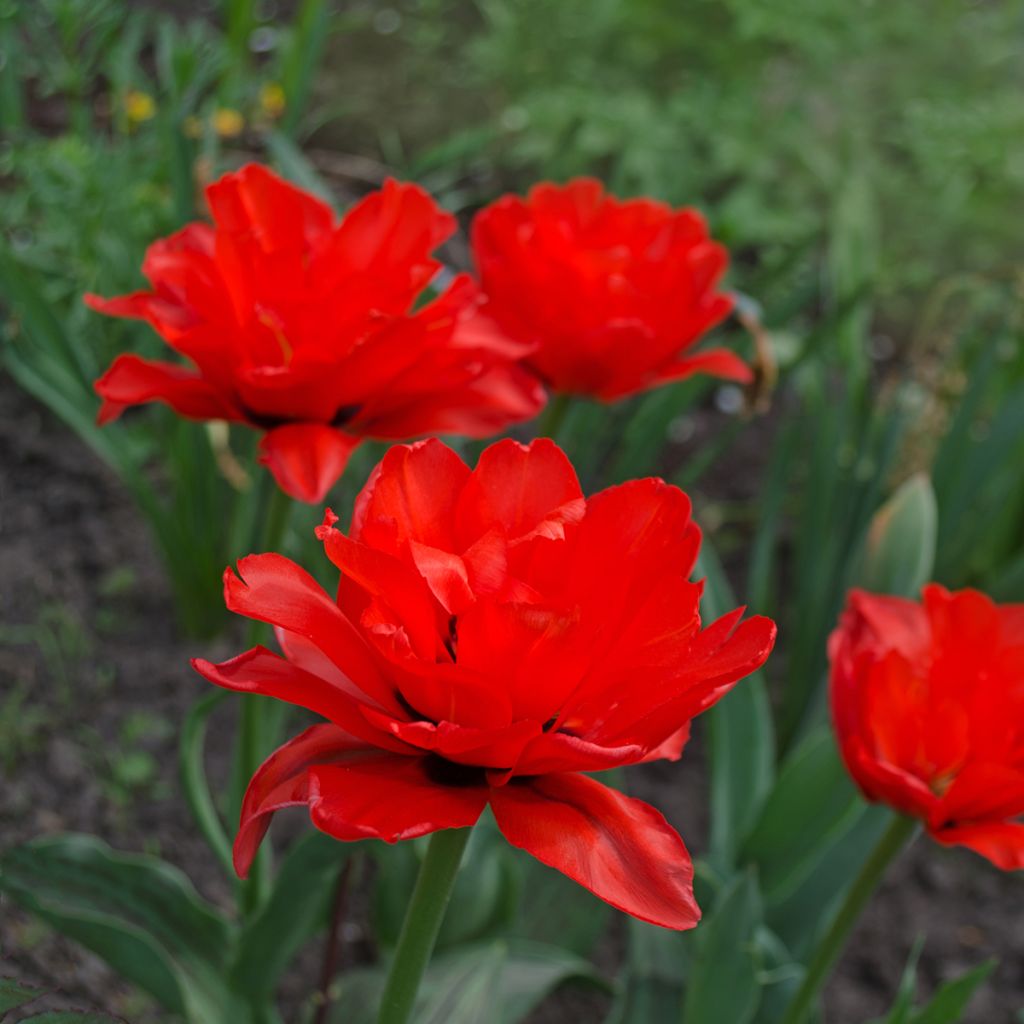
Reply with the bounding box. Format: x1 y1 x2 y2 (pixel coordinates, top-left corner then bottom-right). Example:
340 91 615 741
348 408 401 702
779 813 919 1024
377 828 473 1024
536 393 572 443
231 484 293 915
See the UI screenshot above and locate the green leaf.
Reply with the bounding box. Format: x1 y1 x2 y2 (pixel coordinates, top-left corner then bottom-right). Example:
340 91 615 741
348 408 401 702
741 729 863 904
603 919 686 1024
750 927 804 1024
19 1015 126 1023
438 819 520 950
509 849 611 957
910 959 997 1024
0 835 244 1022
697 543 775 871
331 941 604 1024
682 871 763 1024
178 690 233 877
230 832 357 1001
0 976 42 1013
854 474 938 597
768 804 890 959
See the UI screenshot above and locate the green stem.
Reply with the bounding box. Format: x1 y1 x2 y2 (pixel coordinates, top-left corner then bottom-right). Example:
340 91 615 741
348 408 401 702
536 393 572 443
377 828 473 1024
231 484 293 915
780 813 919 1024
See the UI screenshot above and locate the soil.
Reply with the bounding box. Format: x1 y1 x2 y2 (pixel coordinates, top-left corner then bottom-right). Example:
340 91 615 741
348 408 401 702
1 372 1021 1023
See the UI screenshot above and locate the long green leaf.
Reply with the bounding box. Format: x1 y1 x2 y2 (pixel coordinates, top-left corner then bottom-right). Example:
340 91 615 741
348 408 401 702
0 835 243 1022
331 941 604 1024
741 729 863 904
682 871 763 1024
230 833 358 1000
0 976 42 1013
697 541 775 871
853 474 937 598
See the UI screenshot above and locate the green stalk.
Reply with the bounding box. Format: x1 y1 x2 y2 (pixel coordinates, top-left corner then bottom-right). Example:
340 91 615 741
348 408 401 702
230 483 293 915
536 393 572 443
779 813 918 1024
377 828 473 1024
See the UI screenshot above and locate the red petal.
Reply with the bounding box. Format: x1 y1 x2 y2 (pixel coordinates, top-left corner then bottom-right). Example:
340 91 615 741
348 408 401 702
930 820 1024 870
351 439 470 554
223 553 396 711
585 612 776 753
258 424 361 503
235 723 368 877
640 345 753 394
206 163 335 253
455 438 584 548
191 646 408 752
309 755 487 842
936 762 1024 826
316 522 441 658
359 708 540 769
489 773 700 929
93 354 241 425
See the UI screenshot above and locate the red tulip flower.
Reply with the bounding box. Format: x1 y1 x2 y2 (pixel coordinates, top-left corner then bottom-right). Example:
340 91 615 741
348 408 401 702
470 178 751 401
86 164 543 503
194 438 776 928
830 584 1024 870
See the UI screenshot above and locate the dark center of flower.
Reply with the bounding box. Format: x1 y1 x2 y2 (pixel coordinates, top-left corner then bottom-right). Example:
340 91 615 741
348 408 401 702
423 754 487 788
442 615 458 662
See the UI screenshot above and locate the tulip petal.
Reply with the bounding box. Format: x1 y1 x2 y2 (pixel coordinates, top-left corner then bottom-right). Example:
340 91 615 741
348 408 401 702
931 820 1024 870
309 755 488 842
258 423 361 504
489 772 699 930
235 723 369 877
191 646 410 752
223 552 397 712
455 438 585 547
350 439 470 554
93 353 241 425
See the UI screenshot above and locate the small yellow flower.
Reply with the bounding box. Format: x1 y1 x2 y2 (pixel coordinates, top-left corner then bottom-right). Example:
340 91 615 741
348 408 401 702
212 108 245 138
124 90 156 125
259 82 286 119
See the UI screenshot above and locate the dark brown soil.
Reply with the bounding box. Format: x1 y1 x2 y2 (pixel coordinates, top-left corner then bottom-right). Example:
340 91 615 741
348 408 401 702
1 372 1020 1023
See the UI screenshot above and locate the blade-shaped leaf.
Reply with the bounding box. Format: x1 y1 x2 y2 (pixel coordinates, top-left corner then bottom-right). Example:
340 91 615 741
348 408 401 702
910 959 997 1024
854 474 937 597
683 871 764 1024
741 728 863 904
230 832 359 1000
0 976 42 1013
696 542 775 871
603 919 687 1024
0 835 244 1022
331 941 604 1024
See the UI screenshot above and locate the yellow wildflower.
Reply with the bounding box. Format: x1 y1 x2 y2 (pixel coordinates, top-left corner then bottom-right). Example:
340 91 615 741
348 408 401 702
259 82 286 119
124 90 155 125
212 108 245 138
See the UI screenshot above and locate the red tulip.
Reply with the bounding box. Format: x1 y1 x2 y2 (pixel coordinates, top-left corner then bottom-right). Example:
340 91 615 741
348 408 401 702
830 584 1024 869
86 164 543 503
470 178 751 401
194 438 776 928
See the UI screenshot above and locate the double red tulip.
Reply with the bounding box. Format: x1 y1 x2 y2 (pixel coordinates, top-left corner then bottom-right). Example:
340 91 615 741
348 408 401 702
830 584 1024 869
471 178 751 401
86 164 543 503
194 438 776 928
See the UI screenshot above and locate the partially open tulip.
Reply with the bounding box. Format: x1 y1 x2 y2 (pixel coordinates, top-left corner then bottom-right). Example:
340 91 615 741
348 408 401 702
194 438 776 929
470 178 751 401
830 584 1024 869
86 164 543 503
